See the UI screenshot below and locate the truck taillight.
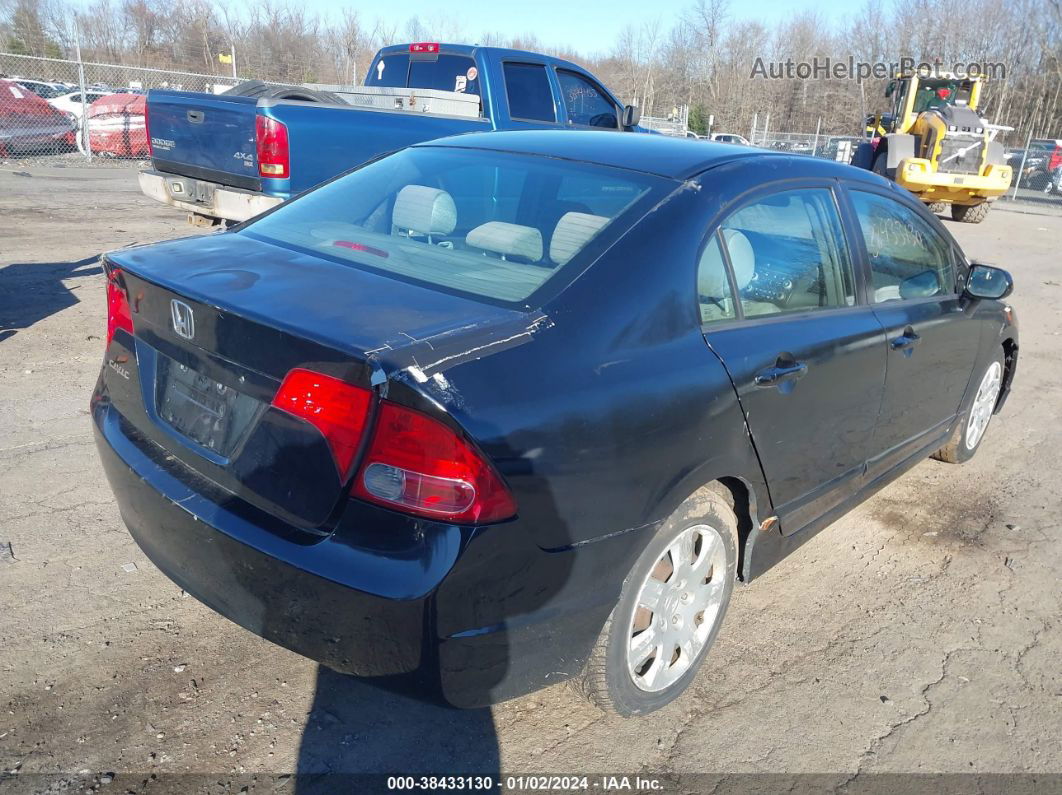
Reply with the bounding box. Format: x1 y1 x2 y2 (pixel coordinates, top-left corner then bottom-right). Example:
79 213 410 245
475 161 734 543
354 402 517 524
256 115 289 178
106 268 133 346
409 42 439 54
144 101 152 156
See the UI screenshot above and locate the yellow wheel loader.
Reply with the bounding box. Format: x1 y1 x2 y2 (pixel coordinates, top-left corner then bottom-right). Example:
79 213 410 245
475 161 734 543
853 73 1012 223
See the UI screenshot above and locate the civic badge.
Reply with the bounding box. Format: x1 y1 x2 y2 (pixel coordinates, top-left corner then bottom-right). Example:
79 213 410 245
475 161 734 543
170 299 195 340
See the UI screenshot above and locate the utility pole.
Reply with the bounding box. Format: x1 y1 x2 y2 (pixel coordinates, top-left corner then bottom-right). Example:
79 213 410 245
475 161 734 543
72 20 91 160
231 42 238 79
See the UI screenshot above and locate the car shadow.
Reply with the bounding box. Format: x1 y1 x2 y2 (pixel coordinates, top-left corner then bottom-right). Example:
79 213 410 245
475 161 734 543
0 255 102 342
294 667 499 788
282 431 578 790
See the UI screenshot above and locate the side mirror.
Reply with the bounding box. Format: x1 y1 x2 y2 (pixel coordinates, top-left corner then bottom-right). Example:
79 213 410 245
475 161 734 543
622 104 641 128
964 263 1014 300
885 80 895 98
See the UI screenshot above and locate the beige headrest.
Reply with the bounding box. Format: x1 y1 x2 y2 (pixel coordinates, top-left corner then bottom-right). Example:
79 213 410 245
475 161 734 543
550 212 609 265
466 221 543 261
392 185 457 236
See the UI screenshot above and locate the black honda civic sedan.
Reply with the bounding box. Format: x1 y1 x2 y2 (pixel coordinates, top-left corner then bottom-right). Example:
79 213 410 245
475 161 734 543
93 130 1017 716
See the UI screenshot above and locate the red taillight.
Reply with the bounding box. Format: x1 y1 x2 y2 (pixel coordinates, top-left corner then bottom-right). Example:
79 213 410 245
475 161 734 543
271 369 372 476
106 268 133 346
409 42 439 54
353 402 517 524
256 115 289 178
144 101 152 156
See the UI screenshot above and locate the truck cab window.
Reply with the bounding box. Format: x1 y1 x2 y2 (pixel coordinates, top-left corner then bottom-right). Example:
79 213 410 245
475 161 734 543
409 54 480 95
557 70 618 129
366 54 410 88
503 62 556 122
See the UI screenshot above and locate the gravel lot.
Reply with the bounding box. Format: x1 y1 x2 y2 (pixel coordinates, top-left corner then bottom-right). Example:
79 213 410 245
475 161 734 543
1 164 1060 793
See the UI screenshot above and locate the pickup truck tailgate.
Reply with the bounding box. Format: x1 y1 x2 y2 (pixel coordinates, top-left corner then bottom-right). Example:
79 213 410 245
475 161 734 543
147 90 259 189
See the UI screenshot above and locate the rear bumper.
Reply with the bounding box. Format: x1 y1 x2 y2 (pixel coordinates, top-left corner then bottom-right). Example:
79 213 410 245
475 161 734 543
138 169 283 222
93 396 617 707
896 159 1012 203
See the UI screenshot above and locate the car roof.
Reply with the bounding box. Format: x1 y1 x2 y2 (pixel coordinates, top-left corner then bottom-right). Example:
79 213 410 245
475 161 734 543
415 129 812 180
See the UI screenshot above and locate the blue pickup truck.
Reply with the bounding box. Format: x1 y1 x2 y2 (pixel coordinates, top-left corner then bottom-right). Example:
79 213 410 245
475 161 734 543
139 43 644 224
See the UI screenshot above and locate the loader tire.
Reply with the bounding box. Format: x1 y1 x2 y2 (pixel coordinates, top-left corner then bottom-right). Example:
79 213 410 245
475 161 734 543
951 202 990 224
872 153 890 179
926 202 948 215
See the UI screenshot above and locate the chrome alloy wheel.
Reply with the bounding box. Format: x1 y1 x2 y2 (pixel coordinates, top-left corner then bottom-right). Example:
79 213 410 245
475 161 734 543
626 524 728 692
965 361 1003 451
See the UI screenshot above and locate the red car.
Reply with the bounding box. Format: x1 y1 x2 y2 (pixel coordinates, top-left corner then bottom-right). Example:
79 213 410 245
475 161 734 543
85 93 147 157
0 79 76 156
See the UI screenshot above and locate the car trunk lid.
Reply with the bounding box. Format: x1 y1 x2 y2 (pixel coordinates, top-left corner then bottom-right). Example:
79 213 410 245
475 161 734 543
104 232 531 530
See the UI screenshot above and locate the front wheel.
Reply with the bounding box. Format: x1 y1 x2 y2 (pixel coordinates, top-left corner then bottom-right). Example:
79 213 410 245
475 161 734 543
577 488 738 716
934 351 1005 464
951 202 991 223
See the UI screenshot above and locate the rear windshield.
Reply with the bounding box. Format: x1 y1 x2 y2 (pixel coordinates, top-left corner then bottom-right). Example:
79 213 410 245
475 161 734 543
367 53 481 96
241 147 665 304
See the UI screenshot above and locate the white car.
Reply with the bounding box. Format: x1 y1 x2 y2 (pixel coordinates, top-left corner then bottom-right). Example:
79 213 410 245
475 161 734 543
13 79 70 100
48 90 112 124
710 133 751 146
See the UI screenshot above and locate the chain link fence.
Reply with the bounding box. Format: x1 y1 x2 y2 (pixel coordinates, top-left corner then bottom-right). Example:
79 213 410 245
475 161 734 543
1 52 242 161
752 122 1062 213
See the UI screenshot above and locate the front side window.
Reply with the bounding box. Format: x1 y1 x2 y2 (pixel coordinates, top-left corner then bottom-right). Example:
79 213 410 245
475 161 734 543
715 188 855 319
557 70 617 129
503 62 556 122
242 147 665 304
850 191 956 303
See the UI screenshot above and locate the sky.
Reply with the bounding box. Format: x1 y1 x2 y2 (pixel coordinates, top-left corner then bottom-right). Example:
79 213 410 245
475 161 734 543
298 0 853 56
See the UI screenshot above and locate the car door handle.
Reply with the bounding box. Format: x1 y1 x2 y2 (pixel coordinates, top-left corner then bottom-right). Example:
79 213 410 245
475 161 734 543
754 361 808 388
890 328 922 351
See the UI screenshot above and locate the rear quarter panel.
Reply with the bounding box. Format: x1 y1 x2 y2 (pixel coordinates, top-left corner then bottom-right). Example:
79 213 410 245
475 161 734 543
380 184 770 556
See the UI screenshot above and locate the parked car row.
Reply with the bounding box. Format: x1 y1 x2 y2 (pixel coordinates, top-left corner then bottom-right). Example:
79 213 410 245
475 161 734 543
1006 139 1062 194
0 78 147 158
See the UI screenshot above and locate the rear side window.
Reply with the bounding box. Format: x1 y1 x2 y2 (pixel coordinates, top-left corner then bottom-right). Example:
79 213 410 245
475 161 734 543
850 191 956 303
503 63 556 122
716 188 855 318
242 147 665 304
697 234 738 325
557 70 617 129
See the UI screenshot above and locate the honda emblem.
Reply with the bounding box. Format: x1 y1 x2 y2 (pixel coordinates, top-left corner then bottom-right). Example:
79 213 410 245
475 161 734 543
170 299 195 340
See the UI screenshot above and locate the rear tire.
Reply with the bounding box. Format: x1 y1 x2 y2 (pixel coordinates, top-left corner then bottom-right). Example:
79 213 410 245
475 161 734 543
926 201 948 215
576 488 738 716
951 202 991 224
872 153 890 179
933 350 1005 464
